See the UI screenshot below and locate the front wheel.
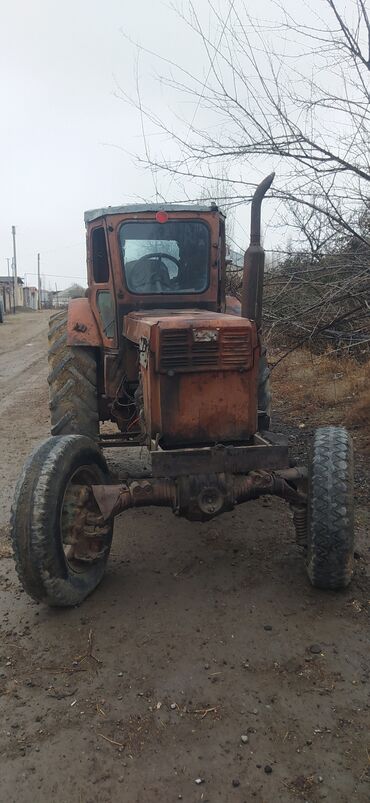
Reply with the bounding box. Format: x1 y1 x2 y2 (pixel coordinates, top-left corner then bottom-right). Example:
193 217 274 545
306 426 354 590
11 435 113 607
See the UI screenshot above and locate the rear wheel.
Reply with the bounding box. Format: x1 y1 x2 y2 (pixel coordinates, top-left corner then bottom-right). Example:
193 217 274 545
258 346 272 431
306 426 354 590
48 311 99 440
11 435 113 607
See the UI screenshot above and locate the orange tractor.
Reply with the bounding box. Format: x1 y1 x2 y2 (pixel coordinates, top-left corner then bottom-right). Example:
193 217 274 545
11 175 355 606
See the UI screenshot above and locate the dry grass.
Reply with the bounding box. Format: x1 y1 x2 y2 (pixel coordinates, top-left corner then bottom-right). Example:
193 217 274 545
271 349 370 452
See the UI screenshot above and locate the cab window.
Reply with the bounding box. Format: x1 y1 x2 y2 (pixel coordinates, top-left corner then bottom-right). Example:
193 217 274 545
120 220 210 294
92 227 109 283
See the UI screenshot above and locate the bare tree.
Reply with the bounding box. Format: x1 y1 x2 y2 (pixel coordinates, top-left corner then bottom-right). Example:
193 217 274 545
122 0 370 245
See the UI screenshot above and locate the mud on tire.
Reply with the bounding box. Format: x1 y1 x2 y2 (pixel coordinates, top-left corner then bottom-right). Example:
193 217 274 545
11 435 113 607
306 426 354 590
48 311 99 440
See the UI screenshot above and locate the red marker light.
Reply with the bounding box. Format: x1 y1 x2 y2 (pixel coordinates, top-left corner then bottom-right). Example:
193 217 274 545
156 210 168 223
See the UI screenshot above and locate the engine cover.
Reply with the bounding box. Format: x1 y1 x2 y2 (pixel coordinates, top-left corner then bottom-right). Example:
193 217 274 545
125 310 259 447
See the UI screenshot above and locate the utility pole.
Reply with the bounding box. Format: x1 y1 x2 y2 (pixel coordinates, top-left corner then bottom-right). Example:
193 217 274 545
12 226 17 313
12 259 16 314
4 258 11 314
37 253 41 310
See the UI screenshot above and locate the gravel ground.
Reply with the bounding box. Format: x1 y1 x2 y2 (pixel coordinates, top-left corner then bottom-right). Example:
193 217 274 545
0 310 369 803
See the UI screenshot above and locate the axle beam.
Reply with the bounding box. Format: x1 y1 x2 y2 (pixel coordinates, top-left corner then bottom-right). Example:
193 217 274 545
91 468 307 523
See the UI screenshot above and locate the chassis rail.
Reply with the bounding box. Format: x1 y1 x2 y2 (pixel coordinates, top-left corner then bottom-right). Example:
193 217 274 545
150 433 289 477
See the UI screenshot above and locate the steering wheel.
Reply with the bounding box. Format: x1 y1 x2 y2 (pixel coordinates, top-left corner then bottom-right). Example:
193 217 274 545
127 252 180 292
135 252 180 269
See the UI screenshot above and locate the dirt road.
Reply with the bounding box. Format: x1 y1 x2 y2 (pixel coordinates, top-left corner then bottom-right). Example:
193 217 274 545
0 311 369 803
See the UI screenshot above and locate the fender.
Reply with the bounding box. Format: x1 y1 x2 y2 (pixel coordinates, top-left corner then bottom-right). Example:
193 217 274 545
67 298 102 347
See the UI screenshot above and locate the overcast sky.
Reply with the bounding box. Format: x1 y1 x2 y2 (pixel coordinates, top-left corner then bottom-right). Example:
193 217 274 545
1 0 346 290
0 1 211 289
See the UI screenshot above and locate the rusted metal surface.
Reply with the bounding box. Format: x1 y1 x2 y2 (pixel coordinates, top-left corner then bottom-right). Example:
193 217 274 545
87 209 222 315
233 472 305 507
275 466 308 483
92 478 176 521
176 473 234 521
249 173 275 248
67 298 102 347
124 309 254 351
123 309 259 447
225 295 241 316
92 468 306 523
98 433 142 448
61 483 110 562
241 173 275 327
76 198 278 447
151 439 289 477
84 203 225 223
291 504 308 545
158 325 253 373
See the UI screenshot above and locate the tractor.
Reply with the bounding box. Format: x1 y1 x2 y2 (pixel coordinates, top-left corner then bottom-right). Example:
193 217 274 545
11 175 354 606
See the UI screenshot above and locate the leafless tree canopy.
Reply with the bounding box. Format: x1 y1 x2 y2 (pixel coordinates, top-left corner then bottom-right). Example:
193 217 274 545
124 0 369 245
120 0 370 354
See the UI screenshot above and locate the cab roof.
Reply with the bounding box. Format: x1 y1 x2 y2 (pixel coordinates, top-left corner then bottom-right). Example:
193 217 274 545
84 203 224 224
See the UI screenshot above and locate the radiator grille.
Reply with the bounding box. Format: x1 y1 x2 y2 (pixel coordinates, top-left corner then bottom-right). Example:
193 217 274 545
159 327 252 372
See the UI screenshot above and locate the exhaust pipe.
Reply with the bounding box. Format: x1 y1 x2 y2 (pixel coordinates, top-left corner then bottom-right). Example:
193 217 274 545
241 172 275 327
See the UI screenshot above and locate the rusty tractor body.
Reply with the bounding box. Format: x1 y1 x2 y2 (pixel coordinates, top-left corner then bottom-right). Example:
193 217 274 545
68 202 260 446
11 175 356 606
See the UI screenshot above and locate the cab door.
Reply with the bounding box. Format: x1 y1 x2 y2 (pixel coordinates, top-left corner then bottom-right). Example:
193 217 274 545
88 222 117 349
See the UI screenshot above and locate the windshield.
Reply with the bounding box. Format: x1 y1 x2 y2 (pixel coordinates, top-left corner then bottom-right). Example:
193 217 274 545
120 220 210 294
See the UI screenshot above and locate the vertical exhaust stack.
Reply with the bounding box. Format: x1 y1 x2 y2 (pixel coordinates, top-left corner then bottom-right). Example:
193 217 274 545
241 173 275 328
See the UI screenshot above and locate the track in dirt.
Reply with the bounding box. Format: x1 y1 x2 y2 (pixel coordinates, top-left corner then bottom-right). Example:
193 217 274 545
0 310 369 803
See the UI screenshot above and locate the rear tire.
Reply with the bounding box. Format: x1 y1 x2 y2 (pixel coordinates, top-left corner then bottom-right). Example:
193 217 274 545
48 311 99 440
11 435 113 607
258 346 272 430
306 426 354 590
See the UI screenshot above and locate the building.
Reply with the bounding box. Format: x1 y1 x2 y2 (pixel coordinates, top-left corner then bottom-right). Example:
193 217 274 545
0 276 24 312
23 286 39 310
52 289 70 307
40 289 54 308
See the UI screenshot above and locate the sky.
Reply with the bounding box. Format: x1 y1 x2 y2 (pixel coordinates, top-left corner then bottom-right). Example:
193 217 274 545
0 0 211 289
1 0 355 290
0 0 169 289
1 0 280 291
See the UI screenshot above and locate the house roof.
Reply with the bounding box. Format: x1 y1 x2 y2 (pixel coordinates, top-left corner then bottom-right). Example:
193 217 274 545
84 203 224 224
0 276 24 284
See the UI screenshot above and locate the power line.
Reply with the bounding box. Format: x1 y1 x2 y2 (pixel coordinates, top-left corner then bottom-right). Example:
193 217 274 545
24 272 87 281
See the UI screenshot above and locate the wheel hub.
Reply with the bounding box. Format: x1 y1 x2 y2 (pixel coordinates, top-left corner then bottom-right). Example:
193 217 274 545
61 483 110 564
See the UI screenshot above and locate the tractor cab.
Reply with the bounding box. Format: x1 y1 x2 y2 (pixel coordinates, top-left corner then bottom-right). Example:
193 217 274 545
83 204 226 347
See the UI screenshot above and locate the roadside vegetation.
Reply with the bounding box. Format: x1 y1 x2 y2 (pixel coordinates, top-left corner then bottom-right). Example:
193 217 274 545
271 348 370 454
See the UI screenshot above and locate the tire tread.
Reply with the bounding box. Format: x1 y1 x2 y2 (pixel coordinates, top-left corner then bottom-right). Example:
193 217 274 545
307 426 354 590
48 314 99 440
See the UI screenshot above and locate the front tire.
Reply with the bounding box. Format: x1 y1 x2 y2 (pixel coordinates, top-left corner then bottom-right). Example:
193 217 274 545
306 426 354 590
11 435 113 607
